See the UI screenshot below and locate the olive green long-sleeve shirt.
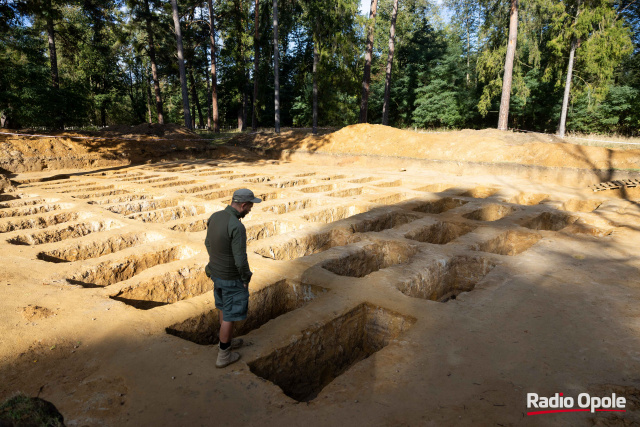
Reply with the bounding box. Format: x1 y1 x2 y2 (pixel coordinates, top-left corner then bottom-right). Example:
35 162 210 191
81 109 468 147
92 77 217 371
204 205 253 284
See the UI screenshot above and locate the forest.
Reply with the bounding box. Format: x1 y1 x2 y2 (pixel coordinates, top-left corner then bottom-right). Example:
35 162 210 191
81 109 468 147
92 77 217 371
0 0 638 135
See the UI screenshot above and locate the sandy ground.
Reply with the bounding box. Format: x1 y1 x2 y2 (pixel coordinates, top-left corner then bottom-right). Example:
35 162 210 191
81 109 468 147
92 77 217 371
1 125 639 426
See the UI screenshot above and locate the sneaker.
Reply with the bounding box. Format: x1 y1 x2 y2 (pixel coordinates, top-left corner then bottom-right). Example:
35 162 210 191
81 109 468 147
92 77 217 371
216 346 241 368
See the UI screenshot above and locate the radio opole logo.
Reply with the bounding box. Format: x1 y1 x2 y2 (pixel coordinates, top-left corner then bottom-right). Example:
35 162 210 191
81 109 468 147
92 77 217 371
527 393 626 416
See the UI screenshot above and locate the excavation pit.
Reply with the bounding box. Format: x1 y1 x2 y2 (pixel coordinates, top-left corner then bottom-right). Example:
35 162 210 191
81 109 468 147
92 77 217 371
473 230 541 255
263 199 326 214
300 183 341 193
375 180 403 187
256 191 285 201
72 190 130 199
559 199 603 213
128 205 205 223
458 186 499 198
177 183 222 194
0 203 67 218
120 174 160 182
506 192 548 206
415 183 456 193
106 199 180 215
522 212 577 231
171 219 207 232
350 211 422 233
303 206 369 223
110 265 212 310
0 212 79 233
405 221 476 244
397 255 497 301
254 229 354 261
59 185 115 193
349 177 378 184
196 170 235 176
165 281 327 345
151 180 198 188
8 219 122 245
137 176 180 185
88 194 152 205
370 193 415 205
66 246 197 287
196 188 240 201
412 197 468 214
328 188 365 198
39 181 97 190
37 232 165 262
322 241 418 278
0 198 53 209
268 179 310 188
462 204 515 222
248 303 415 402
245 221 301 243
244 176 276 183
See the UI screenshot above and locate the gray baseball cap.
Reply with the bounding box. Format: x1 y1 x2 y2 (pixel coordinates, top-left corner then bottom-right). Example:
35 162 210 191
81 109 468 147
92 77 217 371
232 188 262 203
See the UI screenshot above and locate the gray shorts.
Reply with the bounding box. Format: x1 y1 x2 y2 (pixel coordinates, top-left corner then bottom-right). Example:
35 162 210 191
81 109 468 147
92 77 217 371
213 277 249 322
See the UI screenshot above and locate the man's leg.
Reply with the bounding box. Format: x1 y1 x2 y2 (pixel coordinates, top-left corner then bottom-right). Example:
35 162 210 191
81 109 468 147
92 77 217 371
219 310 233 344
218 311 242 349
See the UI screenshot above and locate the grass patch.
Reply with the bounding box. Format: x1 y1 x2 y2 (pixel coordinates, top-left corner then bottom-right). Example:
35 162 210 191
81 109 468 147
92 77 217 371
0 393 64 426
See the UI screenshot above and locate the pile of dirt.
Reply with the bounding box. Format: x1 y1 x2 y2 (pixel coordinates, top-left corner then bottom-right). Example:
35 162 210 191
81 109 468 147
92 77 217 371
0 124 222 173
99 123 200 139
232 124 640 171
20 305 54 322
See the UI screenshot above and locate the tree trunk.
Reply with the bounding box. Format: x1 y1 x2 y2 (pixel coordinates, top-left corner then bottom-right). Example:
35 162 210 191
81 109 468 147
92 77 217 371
273 0 280 133
312 33 319 135
45 0 59 89
204 46 212 130
207 0 219 133
558 39 578 138
466 20 470 85
382 0 398 126
252 0 260 130
359 0 378 124
146 76 153 124
189 67 204 128
170 0 192 130
144 0 164 124
497 0 518 131
558 0 582 138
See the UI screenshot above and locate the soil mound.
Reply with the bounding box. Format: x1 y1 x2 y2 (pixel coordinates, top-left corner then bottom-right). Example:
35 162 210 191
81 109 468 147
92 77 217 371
232 124 640 171
100 123 199 139
0 124 217 173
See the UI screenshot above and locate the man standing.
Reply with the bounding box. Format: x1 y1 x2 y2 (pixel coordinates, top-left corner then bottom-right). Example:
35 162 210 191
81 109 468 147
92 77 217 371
204 188 261 368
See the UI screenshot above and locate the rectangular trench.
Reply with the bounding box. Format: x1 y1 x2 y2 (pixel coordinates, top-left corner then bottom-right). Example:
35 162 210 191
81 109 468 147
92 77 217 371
8 219 122 245
66 246 197 287
0 212 80 233
128 205 205 223
248 303 415 402
110 266 211 309
322 241 418 278
166 281 326 345
254 228 354 261
397 255 497 301
37 232 165 262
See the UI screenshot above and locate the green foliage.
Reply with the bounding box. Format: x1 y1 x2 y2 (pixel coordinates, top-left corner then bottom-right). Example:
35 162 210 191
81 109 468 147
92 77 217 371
0 0 637 135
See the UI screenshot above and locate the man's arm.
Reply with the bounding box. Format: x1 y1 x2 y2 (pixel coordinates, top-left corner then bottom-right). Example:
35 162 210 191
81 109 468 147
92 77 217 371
204 217 212 256
230 223 253 285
